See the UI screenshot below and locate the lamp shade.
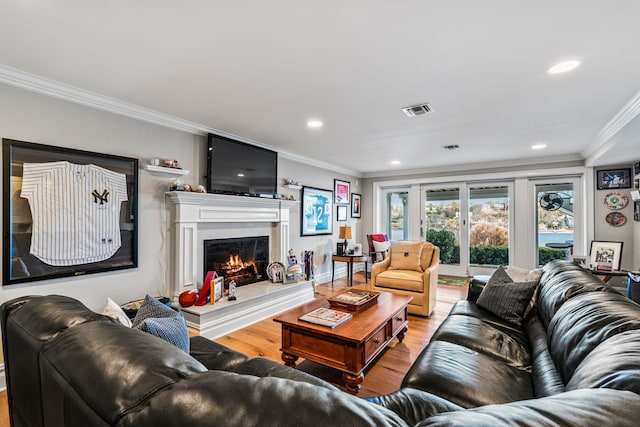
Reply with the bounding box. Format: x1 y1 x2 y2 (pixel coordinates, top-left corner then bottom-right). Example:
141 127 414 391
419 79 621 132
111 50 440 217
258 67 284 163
339 226 352 240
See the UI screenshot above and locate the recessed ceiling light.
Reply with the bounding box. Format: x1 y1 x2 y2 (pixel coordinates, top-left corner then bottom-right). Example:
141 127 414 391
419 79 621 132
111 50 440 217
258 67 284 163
390 160 401 165
237 173 245 177
531 144 547 150
306 120 323 128
548 60 580 74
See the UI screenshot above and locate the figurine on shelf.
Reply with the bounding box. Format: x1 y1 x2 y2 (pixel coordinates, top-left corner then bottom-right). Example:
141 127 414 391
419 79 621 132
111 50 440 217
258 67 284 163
228 280 237 301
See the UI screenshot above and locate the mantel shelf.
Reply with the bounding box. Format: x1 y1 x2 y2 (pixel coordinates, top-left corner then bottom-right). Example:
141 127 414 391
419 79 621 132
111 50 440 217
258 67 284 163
145 164 191 176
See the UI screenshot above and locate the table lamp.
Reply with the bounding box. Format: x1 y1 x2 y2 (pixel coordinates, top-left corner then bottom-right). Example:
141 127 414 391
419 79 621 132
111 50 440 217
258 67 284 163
339 226 352 254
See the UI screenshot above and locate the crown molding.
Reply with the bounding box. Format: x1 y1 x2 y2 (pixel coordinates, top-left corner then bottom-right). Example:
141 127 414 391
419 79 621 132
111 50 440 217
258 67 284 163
361 153 584 179
582 89 640 164
0 64 361 177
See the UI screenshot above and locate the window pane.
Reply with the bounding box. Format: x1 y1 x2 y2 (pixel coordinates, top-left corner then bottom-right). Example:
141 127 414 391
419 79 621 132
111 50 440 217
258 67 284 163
387 192 408 241
425 188 460 265
468 186 509 266
536 183 574 265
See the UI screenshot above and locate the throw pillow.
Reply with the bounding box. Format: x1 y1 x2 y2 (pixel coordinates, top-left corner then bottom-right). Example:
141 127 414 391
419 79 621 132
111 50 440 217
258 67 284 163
133 295 189 353
487 265 513 286
372 240 391 261
476 280 539 326
389 241 423 272
100 297 132 327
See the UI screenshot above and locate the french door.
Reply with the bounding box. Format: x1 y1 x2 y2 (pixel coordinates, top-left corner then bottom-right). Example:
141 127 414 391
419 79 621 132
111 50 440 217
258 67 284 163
421 182 512 276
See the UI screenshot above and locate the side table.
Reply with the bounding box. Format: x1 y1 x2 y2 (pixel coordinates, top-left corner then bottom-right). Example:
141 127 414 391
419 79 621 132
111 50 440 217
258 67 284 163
332 254 368 287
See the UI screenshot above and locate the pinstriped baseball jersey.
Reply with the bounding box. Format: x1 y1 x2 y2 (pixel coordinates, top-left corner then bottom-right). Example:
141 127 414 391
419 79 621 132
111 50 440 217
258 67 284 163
20 161 128 266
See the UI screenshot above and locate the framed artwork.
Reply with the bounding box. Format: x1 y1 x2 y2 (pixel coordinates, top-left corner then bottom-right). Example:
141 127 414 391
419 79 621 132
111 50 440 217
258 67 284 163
351 193 361 218
334 179 350 204
2 138 138 285
635 201 640 222
634 161 640 175
337 205 347 221
589 240 623 272
596 168 632 190
301 186 333 236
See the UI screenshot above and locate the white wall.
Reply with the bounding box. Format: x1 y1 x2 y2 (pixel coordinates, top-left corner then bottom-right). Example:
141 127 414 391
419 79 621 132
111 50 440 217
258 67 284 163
0 84 362 311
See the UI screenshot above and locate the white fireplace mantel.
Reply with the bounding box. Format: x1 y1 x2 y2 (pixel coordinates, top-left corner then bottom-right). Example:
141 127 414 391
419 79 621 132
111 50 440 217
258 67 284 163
165 192 297 299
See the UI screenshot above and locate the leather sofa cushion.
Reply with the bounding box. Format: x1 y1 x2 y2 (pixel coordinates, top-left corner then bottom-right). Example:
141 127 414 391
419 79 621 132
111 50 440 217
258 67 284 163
549 291 640 383
417 388 640 427
525 314 565 397
389 241 423 272
431 314 531 368
230 358 339 390
537 269 612 329
566 330 640 393
450 301 525 337
375 270 424 292
40 322 207 424
189 336 249 371
118 370 407 427
402 340 535 408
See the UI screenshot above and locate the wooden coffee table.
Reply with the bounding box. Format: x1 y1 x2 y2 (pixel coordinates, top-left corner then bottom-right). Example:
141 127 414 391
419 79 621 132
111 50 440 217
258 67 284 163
273 289 411 394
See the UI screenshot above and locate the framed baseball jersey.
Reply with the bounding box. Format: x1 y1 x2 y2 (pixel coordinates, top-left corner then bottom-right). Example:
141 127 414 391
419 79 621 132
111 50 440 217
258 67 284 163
3 139 138 285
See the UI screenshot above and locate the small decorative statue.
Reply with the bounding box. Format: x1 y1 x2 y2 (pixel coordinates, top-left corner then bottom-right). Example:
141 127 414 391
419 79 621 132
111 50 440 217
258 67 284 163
228 280 237 301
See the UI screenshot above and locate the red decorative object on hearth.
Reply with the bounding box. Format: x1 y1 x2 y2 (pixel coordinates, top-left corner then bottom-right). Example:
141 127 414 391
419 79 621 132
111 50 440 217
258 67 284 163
178 291 197 307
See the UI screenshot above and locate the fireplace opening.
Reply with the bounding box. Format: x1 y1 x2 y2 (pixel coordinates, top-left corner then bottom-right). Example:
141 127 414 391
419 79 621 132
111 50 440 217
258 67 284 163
204 236 269 288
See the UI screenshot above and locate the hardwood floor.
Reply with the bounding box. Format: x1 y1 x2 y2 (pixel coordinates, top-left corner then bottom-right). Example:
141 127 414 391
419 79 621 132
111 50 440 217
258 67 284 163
214 273 467 396
0 274 467 424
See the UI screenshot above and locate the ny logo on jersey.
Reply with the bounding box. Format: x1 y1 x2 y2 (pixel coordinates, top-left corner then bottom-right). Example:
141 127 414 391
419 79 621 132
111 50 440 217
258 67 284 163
92 189 110 205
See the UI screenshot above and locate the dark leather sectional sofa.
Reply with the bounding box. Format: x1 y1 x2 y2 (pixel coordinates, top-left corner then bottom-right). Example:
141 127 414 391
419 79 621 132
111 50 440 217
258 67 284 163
2 260 640 426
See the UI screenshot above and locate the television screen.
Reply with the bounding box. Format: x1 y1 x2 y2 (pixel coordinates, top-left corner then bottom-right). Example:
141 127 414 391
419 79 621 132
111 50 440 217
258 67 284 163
206 134 278 198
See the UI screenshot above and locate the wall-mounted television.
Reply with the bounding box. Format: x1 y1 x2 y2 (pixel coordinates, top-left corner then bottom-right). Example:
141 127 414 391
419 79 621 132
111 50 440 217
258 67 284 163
206 133 278 198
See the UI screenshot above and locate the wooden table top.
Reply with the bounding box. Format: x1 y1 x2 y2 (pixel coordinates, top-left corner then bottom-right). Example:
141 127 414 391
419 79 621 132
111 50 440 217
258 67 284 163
273 289 412 343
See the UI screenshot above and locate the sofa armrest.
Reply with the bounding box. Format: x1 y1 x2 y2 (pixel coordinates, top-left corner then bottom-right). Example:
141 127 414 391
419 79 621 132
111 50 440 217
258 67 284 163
372 256 392 283
417 389 640 427
467 278 487 302
367 388 463 426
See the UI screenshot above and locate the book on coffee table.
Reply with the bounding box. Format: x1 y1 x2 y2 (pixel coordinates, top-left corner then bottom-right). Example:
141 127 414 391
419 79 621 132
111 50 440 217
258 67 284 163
328 290 379 311
299 307 352 328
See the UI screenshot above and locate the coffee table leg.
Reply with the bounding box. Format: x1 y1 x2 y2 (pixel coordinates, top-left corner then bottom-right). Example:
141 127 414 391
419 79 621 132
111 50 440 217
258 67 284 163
343 372 364 394
397 326 408 343
282 352 299 368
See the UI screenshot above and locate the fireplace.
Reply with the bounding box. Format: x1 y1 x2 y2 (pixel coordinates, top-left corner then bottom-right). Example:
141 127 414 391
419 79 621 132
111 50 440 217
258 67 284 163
204 236 269 288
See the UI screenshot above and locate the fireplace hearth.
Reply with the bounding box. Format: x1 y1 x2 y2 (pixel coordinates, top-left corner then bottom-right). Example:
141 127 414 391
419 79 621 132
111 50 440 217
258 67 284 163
204 236 268 288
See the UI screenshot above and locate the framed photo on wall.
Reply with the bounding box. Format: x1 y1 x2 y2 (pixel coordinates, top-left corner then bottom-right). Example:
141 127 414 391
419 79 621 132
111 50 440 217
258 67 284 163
2 138 139 285
301 186 333 236
596 168 632 190
334 179 350 204
351 193 361 218
337 205 347 221
589 240 623 272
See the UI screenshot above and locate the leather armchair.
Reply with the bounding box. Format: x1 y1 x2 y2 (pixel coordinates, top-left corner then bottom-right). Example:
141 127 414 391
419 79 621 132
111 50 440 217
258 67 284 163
371 242 439 316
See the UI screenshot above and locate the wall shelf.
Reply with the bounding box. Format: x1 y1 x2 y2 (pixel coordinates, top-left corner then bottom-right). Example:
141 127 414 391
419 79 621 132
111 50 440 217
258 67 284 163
285 184 302 190
145 164 190 176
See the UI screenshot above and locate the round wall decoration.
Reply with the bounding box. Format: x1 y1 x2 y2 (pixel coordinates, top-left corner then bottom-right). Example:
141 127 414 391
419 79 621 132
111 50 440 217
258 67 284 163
604 191 628 210
606 212 627 227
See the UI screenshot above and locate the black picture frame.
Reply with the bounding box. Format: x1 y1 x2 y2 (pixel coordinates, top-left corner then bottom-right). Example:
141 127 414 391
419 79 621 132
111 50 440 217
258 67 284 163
635 201 640 222
351 193 361 218
300 186 333 236
634 162 640 175
2 139 138 285
334 179 350 204
589 240 623 271
596 168 632 190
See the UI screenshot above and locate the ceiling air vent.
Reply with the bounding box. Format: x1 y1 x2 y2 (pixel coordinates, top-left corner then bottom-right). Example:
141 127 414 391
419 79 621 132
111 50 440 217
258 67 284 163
442 144 459 150
402 103 434 117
